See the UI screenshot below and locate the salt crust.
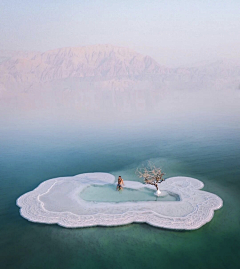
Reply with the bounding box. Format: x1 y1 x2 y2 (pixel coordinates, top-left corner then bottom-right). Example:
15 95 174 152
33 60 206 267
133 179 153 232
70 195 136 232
17 173 223 230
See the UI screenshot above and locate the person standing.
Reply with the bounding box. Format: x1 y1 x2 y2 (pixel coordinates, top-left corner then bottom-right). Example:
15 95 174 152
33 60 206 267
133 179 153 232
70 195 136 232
116 176 124 191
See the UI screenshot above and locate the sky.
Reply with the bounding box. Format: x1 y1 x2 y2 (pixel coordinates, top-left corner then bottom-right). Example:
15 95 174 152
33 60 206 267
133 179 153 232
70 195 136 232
1 0 240 67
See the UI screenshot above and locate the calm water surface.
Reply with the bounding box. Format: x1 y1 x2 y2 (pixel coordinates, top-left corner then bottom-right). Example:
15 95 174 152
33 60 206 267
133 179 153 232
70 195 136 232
0 91 240 269
80 184 178 202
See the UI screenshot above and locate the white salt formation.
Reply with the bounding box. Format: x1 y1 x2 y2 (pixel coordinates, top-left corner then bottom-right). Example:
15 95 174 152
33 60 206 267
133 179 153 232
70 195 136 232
17 173 223 230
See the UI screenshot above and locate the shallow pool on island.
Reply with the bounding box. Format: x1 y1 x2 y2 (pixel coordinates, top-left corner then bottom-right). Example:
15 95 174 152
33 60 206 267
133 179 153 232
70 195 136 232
80 184 179 202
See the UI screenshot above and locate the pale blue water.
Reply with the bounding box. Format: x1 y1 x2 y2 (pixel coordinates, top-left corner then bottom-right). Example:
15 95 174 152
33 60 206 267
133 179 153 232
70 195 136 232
0 91 240 269
80 184 179 202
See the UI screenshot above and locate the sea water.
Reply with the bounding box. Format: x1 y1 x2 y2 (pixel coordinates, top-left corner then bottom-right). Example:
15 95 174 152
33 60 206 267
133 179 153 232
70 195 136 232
0 89 240 269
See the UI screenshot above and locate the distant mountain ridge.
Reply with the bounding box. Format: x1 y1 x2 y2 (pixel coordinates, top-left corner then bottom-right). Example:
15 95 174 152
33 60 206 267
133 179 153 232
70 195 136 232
0 45 239 93
0 45 169 91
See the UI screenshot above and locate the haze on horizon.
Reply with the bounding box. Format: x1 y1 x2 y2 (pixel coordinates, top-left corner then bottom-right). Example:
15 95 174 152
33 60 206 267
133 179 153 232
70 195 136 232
1 0 240 67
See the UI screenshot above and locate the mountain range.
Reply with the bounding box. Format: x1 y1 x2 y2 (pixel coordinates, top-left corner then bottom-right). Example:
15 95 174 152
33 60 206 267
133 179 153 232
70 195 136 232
0 45 239 95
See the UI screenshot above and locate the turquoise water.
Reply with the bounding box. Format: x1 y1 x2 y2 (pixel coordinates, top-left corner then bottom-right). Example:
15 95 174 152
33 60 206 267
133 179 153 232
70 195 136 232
0 91 240 269
80 184 178 202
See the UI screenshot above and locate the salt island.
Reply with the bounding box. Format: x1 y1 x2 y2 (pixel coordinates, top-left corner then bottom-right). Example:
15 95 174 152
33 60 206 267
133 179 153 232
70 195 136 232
17 172 223 230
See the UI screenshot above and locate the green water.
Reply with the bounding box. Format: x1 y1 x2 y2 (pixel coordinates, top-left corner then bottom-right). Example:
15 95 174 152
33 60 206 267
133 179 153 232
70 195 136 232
80 184 178 202
1 92 240 269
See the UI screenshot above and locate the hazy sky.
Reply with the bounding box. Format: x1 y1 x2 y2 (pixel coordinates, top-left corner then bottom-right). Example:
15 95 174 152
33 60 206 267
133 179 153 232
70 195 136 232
1 0 240 67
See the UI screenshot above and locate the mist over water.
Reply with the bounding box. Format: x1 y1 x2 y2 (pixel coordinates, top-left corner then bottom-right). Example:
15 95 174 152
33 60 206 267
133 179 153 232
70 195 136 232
2 88 240 129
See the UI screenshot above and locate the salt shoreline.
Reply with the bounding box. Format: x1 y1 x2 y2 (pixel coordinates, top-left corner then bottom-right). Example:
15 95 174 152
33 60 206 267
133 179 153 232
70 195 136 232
17 172 223 230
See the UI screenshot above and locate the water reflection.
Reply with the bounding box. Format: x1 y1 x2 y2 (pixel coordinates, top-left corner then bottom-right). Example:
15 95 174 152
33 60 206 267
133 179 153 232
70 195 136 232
1 88 240 126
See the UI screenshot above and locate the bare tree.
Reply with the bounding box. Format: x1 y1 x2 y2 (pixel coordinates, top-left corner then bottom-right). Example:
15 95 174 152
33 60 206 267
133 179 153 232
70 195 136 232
136 163 165 193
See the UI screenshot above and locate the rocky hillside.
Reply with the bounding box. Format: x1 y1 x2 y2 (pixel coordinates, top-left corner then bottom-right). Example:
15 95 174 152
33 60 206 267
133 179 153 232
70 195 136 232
0 45 239 93
0 45 169 91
